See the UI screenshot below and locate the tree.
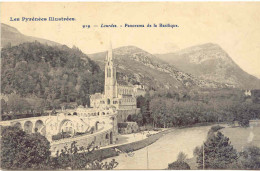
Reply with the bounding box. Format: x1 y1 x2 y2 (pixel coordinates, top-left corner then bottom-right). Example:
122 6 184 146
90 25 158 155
176 152 188 163
1 126 51 169
1 126 119 170
1 42 104 113
168 152 190 170
1 98 8 114
239 146 260 169
195 131 238 169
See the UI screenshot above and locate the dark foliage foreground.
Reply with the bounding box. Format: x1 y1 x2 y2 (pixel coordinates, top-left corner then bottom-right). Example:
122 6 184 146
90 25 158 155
1 126 118 170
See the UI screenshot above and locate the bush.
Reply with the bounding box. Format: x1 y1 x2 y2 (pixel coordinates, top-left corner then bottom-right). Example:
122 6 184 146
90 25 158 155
118 122 128 128
51 141 119 170
168 161 191 170
239 119 250 127
75 132 86 136
168 152 191 170
239 146 260 169
52 132 71 141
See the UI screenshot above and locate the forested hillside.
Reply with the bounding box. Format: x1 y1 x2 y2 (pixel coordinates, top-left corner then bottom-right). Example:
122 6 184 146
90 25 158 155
1 42 104 115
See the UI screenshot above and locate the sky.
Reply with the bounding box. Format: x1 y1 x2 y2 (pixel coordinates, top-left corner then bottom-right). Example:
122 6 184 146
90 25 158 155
1 2 260 78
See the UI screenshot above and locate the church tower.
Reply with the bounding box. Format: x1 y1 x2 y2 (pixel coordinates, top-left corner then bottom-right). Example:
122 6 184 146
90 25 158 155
104 42 117 105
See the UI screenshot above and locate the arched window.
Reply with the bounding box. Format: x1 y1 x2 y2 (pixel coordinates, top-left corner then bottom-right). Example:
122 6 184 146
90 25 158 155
108 68 111 77
95 122 99 130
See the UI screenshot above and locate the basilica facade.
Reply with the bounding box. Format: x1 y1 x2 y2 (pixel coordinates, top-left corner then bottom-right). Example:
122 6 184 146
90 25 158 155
90 44 145 122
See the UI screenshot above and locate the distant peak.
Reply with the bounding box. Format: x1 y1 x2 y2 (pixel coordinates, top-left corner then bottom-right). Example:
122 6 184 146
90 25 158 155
1 23 21 34
187 43 222 50
115 45 143 51
200 43 222 48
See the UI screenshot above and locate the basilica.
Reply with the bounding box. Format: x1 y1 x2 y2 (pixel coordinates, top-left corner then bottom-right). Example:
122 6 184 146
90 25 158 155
90 43 145 122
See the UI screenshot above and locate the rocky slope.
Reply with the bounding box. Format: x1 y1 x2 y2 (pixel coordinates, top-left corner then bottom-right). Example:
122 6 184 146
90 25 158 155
89 46 227 91
156 43 260 89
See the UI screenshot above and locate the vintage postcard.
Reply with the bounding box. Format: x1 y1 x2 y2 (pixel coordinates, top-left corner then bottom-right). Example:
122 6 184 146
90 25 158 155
0 2 260 170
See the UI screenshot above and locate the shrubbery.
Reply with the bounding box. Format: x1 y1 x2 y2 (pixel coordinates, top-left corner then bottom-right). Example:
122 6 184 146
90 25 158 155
50 141 118 170
52 132 71 141
238 146 260 169
168 161 191 170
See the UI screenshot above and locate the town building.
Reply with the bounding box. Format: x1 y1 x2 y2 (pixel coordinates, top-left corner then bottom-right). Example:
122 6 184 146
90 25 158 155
249 119 260 127
118 122 139 134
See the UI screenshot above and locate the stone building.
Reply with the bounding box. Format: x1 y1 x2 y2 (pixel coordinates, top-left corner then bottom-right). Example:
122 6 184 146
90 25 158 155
118 122 139 134
90 43 145 122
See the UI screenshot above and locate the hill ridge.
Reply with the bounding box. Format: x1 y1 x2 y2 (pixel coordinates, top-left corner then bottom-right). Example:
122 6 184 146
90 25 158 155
1 23 61 48
155 43 260 89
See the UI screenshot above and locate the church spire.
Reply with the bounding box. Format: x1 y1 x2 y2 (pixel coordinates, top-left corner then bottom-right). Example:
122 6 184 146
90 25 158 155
106 40 113 62
104 40 117 100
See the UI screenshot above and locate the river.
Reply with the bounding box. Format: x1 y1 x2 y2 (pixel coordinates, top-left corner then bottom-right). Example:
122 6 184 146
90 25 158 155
106 125 212 170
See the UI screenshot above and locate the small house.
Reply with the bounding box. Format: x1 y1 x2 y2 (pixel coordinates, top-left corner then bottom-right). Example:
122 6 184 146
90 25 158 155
118 122 139 134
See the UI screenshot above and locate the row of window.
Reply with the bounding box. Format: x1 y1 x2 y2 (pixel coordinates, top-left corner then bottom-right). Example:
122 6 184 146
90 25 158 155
121 98 135 103
118 88 133 95
78 111 110 117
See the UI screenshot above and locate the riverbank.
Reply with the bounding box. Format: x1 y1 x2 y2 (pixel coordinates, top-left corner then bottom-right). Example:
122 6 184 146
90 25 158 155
108 125 213 169
51 123 217 166
87 123 217 162
86 128 174 161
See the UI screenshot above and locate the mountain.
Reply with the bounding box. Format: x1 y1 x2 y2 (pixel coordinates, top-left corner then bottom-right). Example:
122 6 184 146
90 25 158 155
1 23 61 48
88 46 228 91
155 43 260 89
2 23 258 90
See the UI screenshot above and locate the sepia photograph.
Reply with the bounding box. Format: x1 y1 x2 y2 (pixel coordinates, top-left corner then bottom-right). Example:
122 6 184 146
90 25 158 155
0 2 260 170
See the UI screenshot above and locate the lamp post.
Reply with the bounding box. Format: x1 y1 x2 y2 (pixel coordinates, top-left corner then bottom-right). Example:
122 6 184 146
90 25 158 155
147 145 149 169
203 141 205 170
